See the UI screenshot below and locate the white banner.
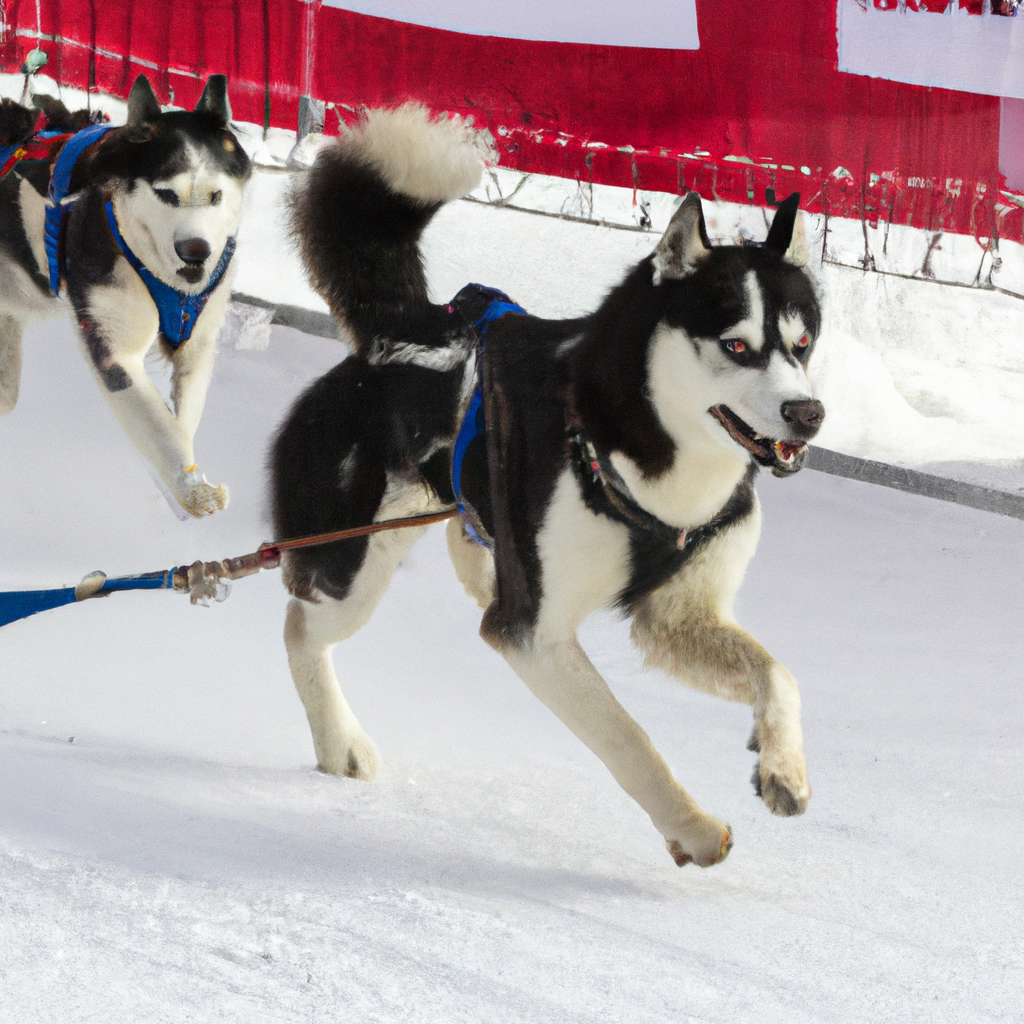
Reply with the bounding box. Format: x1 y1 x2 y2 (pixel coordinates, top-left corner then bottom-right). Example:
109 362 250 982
321 1 700 50
837 0 1024 99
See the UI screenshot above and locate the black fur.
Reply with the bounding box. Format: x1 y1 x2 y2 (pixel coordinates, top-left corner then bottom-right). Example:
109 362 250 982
288 147 451 350
276 133 821 651
0 173 49 295
76 109 251 196
0 97 36 145
271 348 469 601
663 245 821 367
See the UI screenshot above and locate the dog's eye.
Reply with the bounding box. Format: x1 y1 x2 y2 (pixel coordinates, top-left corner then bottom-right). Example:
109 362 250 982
722 338 746 354
210 191 222 206
154 188 179 207
796 333 811 349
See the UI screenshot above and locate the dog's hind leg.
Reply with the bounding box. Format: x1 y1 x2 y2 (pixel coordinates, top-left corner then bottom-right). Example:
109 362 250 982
630 508 811 817
284 521 430 779
0 314 23 415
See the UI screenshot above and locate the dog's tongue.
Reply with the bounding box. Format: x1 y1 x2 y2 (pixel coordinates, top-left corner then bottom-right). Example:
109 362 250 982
773 440 806 463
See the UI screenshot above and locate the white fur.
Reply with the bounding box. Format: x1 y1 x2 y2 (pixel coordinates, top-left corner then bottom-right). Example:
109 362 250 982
724 271 766 352
643 305 817 473
113 152 244 295
346 104 491 205
534 470 633 639
366 336 471 373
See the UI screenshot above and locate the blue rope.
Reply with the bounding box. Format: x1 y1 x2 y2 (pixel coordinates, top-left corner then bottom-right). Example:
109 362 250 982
0 569 178 629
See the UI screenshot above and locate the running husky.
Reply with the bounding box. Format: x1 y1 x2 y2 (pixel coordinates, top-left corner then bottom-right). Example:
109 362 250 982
275 106 825 867
0 75 251 517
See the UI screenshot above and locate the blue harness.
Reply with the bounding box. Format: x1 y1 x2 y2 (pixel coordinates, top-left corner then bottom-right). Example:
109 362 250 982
45 123 235 347
44 122 115 294
103 200 236 348
451 289 526 547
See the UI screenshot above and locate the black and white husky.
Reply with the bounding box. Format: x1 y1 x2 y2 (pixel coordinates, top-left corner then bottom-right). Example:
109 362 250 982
275 106 825 867
0 75 251 517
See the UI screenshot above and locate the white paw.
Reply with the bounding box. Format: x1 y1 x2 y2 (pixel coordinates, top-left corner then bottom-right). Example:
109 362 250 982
179 469 229 518
750 739 811 816
664 813 733 868
317 733 381 782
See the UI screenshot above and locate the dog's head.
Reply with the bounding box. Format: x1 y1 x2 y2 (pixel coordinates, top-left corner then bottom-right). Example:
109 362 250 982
85 75 252 294
648 192 823 476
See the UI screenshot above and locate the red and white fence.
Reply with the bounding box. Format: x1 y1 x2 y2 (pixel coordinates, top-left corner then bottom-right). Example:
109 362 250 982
1 0 1022 251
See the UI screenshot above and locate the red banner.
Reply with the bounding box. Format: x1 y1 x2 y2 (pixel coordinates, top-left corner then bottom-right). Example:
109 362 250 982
2 0 1020 244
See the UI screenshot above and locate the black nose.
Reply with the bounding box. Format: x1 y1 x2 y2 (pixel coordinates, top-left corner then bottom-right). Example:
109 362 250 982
780 399 825 438
174 238 211 264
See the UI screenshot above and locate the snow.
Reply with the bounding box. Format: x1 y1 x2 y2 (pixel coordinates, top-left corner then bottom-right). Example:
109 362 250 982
2 80 1024 1020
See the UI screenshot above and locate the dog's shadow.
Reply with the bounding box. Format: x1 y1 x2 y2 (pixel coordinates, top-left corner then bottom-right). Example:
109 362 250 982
1 738 690 904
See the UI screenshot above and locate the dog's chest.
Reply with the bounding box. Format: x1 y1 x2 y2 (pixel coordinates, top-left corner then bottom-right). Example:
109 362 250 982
610 441 749 529
532 469 633 637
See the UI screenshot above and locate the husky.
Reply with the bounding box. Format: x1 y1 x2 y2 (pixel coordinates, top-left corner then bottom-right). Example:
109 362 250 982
275 105 825 867
0 75 251 517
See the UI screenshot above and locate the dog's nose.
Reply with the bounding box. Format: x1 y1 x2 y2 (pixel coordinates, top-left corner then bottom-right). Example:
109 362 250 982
780 399 825 438
174 237 211 264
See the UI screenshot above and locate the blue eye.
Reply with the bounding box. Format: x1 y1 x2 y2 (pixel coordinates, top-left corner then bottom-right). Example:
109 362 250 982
723 338 746 354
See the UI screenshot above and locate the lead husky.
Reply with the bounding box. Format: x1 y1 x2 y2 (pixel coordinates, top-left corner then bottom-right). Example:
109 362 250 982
275 106 825 867
0 75 251 517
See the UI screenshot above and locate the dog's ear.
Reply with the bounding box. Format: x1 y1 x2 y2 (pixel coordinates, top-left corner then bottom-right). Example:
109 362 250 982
765 192 808 266
194 75 231 126
126 75 162 126
653 191 711 285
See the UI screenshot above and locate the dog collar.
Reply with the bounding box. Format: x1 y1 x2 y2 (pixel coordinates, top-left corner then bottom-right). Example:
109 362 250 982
103 200 236 348
44 122 116 295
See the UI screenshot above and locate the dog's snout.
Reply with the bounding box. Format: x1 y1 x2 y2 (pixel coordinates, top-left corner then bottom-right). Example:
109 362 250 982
174 237 211 264
780 399 825 438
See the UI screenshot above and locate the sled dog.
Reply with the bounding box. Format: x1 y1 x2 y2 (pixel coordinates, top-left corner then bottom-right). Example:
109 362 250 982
275 105 825 867
0 75 251 517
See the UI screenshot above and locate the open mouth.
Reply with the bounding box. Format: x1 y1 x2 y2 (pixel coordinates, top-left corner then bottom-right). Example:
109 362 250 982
709 405 807 475
177 265 205 284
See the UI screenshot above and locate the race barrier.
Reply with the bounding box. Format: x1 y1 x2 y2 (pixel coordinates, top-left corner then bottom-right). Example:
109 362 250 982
0 0 1021 252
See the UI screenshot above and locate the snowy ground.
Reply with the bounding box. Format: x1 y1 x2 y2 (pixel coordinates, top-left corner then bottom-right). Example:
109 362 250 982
2 77 1024 1020
3 310 1024 1020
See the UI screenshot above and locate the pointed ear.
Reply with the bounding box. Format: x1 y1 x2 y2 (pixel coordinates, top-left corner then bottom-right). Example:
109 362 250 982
126 75 162 126
194 75 231 126
764 192 804 259
652 191 712 285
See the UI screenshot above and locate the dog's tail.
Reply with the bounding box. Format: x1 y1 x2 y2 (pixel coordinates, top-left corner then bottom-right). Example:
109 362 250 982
289 104 491 353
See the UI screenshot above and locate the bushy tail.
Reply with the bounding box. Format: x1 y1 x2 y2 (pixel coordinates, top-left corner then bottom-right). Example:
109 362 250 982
289 104 491 353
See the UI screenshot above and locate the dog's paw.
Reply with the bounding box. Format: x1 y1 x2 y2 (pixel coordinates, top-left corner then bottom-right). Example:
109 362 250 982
317 733 381 782
179 470 229 518
664 817 733 868
752 750 811 817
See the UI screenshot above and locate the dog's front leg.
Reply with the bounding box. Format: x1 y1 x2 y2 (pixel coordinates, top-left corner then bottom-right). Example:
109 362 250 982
504 637 733 867
631 569 811 818
78 334 226 517
169 287 229 440
75 285 227 518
